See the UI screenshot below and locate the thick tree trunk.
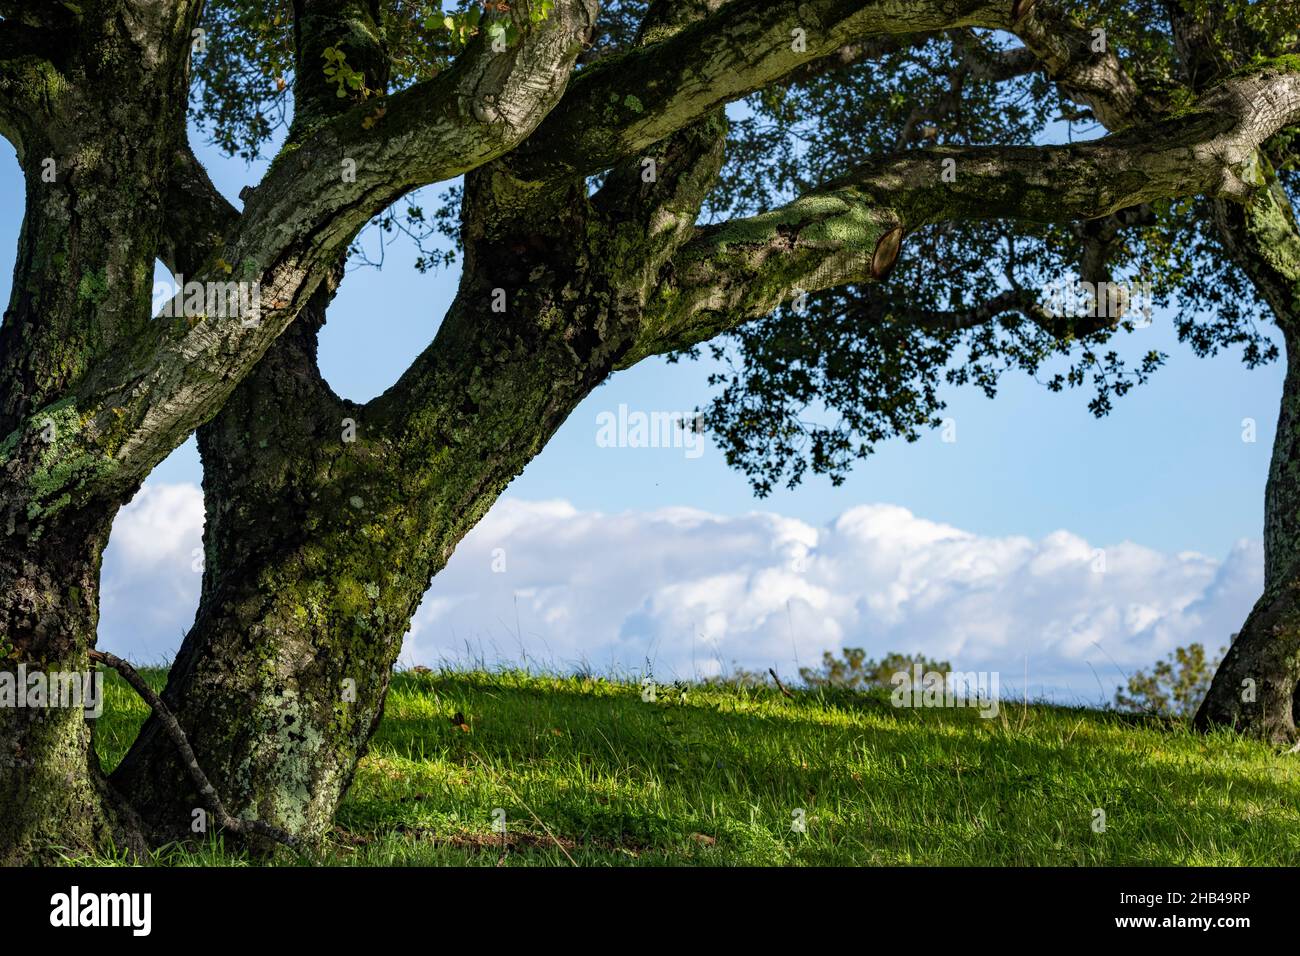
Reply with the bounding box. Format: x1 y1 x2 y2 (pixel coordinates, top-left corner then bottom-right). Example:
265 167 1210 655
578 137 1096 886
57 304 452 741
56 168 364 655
109 287 410 847
0 511 147 863
110 102 727 847
111 271 616 848
0 8 193 861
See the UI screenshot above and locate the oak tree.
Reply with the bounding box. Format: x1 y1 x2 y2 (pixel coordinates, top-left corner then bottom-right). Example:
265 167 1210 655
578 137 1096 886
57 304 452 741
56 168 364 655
0 0 1297 861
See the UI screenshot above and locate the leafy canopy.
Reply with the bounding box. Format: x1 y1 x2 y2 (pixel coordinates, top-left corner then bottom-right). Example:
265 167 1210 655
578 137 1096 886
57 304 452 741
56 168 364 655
189 0 1299 494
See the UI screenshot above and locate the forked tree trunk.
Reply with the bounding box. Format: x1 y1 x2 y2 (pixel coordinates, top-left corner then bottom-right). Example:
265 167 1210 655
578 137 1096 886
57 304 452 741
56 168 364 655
109 108 726 849
110 179 633 846
107 287 430 847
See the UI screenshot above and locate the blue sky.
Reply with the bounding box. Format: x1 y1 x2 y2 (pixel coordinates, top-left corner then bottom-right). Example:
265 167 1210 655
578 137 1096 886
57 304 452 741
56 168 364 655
0 116 1282 700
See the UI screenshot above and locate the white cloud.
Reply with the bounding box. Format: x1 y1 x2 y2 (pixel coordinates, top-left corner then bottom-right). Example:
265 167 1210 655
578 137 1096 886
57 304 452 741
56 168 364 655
405 500 1262 704
99 482 205 663
96 483 1263 705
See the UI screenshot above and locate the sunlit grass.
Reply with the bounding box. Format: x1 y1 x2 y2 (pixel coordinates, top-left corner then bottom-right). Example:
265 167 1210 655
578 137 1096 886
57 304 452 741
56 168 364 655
88 667 1300 866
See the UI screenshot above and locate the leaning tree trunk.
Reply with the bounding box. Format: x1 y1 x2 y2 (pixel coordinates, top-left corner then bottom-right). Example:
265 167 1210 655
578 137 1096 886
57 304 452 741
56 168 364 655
1195 172 1300 744
111 185 630 847
109 286 411 847
1196 326 1300 744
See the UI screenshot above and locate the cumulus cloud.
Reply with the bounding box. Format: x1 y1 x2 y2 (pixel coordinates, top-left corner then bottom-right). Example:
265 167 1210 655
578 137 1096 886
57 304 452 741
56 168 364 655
405 501 1262 704
97 483 1263 705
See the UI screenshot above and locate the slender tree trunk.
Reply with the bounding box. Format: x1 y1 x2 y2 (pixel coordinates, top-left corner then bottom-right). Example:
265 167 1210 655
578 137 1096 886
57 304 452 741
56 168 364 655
1196 329 1300 743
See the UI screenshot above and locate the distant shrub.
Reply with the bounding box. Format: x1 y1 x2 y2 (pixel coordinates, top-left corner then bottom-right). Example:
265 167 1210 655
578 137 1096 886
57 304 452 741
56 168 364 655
1114 641 1227 719
701 664 771 689
799 648 952 692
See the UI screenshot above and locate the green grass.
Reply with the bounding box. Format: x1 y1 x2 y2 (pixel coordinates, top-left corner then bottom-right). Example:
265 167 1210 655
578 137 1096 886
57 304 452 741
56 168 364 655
90 667 1300 866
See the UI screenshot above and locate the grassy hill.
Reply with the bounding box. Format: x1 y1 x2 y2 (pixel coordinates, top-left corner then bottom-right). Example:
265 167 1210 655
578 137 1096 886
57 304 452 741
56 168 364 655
89 668 1300 866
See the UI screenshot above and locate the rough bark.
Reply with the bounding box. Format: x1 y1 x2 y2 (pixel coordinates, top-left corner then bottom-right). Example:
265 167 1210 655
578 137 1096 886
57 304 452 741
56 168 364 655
1155 8 1300 743
2 0 1299 863
0 0 595 863
109 172 675 844
0 515 147 864
1195 329 1300 743
1194 167 1300 742
5 0 600 525
112 1 730 850
0 0 198 861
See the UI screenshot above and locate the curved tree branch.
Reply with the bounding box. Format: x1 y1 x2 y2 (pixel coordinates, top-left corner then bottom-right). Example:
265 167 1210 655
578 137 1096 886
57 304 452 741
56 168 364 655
1011 0 1155 130
505 0 1013 183
3 0 598 523
894 287 1053 330
628 63 1300 361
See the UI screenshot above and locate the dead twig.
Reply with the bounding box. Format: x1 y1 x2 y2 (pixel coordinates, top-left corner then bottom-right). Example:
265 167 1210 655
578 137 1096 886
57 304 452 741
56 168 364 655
769 668 795 700
88 649 302 852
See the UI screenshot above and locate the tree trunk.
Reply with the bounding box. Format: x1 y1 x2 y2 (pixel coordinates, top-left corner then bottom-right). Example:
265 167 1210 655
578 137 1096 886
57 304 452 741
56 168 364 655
0 9 192 861
111 268 617 847
1196 329 1300 743
1195 171 1300 743
108 285 415 848
110 105 728 848
0 510 147 863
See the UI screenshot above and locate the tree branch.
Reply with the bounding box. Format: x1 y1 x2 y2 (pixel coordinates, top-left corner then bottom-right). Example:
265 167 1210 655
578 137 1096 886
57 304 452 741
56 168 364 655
290 0 390 130
0 15 64 154
371 0 732 447
779 33 933 86
88 649 303 852
627 63 1300 361
1011 1 1155 130
7 0 598 519
506 0 1012 183
896 287 1053 331
1212 166 1300 335
157 142 240 277
1164 4 1300 336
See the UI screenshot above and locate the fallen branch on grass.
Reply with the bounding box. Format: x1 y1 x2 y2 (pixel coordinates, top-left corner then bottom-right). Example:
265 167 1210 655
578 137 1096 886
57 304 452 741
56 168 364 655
88 648 301 851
